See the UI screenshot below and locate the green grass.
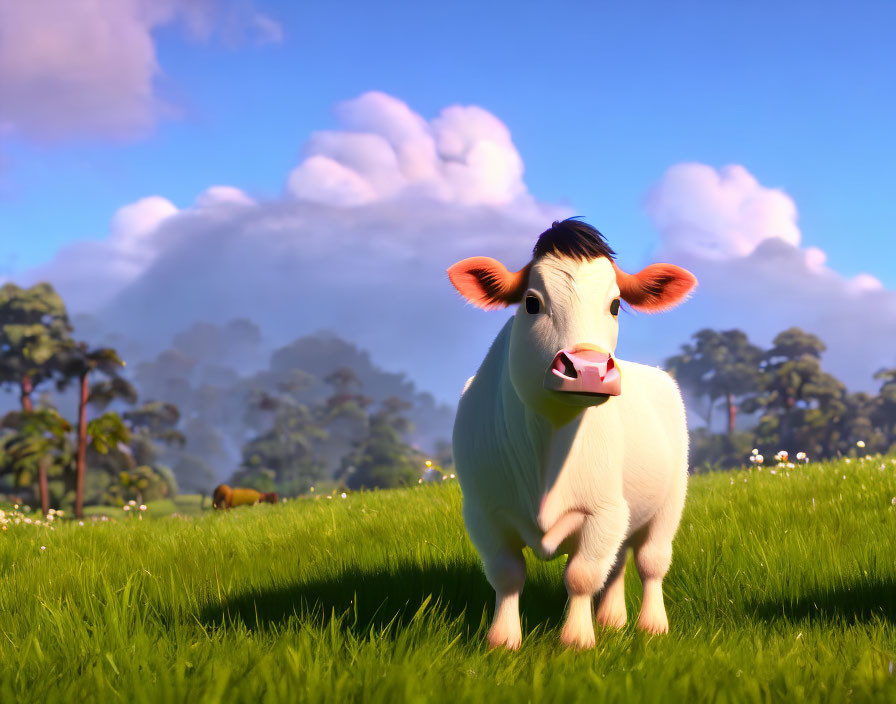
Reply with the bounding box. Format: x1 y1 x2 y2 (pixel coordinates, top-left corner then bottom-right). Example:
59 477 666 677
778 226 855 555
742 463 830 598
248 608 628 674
78 494 209 519
2 457 896 703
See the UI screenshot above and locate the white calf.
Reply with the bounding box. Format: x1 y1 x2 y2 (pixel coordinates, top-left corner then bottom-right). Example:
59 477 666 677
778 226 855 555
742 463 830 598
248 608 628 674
448 219 696 650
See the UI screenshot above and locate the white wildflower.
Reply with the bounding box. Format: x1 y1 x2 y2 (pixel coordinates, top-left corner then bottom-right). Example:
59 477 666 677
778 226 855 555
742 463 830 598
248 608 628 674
856 440 865 448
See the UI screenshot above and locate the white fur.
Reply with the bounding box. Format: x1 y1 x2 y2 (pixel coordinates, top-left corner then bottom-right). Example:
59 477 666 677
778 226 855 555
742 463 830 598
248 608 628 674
453 255 688 649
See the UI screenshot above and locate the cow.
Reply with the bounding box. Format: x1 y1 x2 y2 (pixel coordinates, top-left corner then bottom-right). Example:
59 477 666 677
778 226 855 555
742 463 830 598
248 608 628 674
212 484 279 510
448 218 697 650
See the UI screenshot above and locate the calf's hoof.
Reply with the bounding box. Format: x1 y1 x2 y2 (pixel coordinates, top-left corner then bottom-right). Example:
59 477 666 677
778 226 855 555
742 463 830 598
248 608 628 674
637 610 669 635
595 604 627 630
559 622 596 650
487 626 522 651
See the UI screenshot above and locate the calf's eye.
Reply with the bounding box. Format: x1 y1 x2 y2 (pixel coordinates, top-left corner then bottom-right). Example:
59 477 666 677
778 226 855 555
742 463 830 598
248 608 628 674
610 298 621 316
525 295 541 314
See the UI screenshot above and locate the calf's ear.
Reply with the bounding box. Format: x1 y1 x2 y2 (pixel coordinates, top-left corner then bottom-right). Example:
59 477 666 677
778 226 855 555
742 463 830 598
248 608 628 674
447 257 531 310
614 262 697 312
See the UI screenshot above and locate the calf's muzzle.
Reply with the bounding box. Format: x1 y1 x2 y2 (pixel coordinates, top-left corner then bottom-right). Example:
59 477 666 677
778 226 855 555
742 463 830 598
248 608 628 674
544 346 622 396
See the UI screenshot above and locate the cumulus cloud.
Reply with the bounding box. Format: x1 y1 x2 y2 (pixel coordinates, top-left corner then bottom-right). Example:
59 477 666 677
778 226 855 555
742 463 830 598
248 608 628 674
628 162 895 392
646 163 800 259
0 0 281 141
287 92 530 209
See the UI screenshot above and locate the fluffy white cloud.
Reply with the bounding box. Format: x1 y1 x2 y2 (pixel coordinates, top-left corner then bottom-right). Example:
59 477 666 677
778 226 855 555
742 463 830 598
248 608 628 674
0 0 281 141
631 162 895 392
287 92 530 209
646 163 800 259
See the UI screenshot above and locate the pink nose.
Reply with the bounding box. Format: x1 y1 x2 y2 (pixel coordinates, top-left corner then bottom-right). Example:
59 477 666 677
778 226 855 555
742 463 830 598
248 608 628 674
544 347 622 396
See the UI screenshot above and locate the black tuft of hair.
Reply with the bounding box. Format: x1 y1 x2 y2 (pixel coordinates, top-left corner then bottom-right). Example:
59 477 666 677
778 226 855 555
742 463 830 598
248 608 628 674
532 217 616 262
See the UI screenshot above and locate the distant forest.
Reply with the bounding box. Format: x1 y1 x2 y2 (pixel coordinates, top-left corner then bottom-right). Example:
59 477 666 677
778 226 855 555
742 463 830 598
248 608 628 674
666 328 896 471
0 283 453 516
3 282 895 516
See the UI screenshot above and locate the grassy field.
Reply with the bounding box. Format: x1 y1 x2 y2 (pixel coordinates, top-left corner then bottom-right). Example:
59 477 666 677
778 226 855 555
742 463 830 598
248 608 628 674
2 457 896 703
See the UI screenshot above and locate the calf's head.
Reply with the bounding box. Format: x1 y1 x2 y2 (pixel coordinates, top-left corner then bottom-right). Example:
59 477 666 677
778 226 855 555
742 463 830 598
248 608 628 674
448 219 696 419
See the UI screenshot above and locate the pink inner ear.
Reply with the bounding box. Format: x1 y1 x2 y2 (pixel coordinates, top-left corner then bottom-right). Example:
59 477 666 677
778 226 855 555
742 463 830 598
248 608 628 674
447 257 530 310
615 262 697 312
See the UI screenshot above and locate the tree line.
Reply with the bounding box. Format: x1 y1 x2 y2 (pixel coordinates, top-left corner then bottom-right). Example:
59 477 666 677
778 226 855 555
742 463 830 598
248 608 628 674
9 280 889 511
0 284 186 516
666 327 896 471
0 283 442 514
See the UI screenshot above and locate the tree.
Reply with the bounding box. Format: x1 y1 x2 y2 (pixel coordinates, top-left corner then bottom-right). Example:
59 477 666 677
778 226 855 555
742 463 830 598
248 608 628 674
0 283 73 412
0 409 72 514
342 397 423 490
0 283 72 411
0 283 74 508
743 328 846 456
86 402 182 506
59 343 127 518
666 329 763 434
316 367 371 475
233 395 327 495
872 368 896 452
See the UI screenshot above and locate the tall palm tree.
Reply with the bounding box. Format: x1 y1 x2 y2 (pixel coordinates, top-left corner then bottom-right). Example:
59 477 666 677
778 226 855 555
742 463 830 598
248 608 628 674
61 344 128 518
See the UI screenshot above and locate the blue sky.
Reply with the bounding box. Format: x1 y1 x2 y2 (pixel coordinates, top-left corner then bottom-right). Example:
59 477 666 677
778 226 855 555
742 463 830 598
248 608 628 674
3 0 893 278
1 0 895 402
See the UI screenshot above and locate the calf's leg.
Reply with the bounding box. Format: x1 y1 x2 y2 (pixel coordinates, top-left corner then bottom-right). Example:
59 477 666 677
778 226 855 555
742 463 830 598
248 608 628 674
633 530 671 634
594 544 629 629
482 548 527 650
632 473 685 635
561 505 629 649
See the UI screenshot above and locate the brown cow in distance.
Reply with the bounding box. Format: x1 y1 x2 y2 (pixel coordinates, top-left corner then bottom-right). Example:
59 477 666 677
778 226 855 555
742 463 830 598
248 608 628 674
212 484 279 510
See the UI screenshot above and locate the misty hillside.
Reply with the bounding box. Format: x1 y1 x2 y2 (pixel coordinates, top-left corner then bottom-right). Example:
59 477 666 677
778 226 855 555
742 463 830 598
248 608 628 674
4 315 455 489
